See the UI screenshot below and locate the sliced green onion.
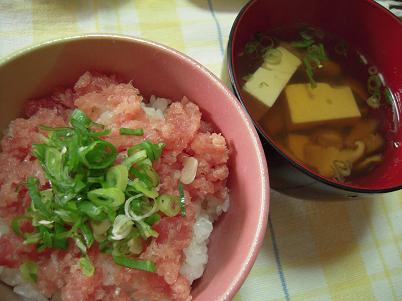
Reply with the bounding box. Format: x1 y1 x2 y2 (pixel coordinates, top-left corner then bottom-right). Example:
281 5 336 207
103 205 117 222
79 255 95 277
53 223 68 249
80 223 94 248
38 125 73 134
70 109 104 129
111 215 134 240
303 57 317 88
90 129 112 137
19 261 38 283
32 144 46 163
99 240 113 253
368 66 378 76
178 182 186 217
291 31 327 88
27 177 51 218
113 255 156 273
90 220 111 242
123 149 147 168
39 226 53 248
74 235 87 254
79 140 117 169
130 167 154 188
45 147 64 181
54 209 79 224
152 143 165 161
264 48 282 65
37 219 54 226
156 195 180 217
106 165 128 191
112 240 130 256
368 74 382 95
11 215 30 237
127 141 165 161
40 189 54 204
135 219 158 239
88 188 125 208
144 213 160 226
124 195 158 222
78 201 107 221
23 233 41 245
367 94 381 109
244 40 259 54
127 236 143 255
143 166 160 187
119 128 144 136
128 179 158 199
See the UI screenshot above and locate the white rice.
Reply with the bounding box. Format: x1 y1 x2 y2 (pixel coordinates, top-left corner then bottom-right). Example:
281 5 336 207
141 96 171 120
180 213 212 283
0 267 47 301
180 194 230 284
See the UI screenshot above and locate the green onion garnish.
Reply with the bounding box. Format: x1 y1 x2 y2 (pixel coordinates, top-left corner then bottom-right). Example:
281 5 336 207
11 109 183 278
156 195 180 217
119 128 144 136
291 29 328 88
113 255 156 272
79 256 95 277
19 261 38 283
11 215 30 237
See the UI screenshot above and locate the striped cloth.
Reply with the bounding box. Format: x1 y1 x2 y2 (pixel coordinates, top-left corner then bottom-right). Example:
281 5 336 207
0 1 401 301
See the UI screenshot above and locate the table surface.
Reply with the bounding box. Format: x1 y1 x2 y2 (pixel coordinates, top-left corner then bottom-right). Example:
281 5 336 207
0 1 401 301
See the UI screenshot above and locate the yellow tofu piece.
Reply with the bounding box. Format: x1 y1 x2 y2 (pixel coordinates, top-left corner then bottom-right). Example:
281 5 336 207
285 83 361 130
243 47 301 108
288 134 310 161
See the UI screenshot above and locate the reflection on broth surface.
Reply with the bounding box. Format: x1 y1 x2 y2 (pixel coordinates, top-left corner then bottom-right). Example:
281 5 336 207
237 26 397 183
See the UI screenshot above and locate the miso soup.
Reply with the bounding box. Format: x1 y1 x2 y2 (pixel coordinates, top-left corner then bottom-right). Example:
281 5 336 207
237 26 397 183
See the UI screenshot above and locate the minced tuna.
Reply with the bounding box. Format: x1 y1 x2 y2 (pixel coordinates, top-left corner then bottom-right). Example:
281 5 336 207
0 72 230 301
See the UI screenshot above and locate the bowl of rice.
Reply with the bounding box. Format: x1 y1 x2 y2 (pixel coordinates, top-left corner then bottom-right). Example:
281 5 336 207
0 35 269 301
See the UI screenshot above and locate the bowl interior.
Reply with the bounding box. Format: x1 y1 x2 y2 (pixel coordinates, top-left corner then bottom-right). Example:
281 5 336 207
0 36 269 300
229 0 402 192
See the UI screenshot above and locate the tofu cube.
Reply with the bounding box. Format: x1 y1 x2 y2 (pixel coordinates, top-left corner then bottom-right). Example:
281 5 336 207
243 46 301 108
285 83 361 130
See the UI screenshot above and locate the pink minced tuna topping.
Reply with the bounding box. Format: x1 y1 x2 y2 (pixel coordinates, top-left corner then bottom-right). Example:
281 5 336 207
0 72 230 301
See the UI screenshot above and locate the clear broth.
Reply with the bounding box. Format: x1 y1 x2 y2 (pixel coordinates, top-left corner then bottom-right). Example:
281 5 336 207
237 26 395 183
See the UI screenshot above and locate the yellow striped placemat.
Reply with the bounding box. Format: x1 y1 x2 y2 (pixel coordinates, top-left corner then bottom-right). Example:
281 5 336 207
0 1 401 300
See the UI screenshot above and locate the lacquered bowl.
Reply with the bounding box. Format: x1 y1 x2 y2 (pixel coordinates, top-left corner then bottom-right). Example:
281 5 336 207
228 0 402 198
0 35 269 300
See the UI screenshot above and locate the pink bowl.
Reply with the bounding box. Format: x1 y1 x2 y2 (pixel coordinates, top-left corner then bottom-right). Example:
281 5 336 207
0 35 269 300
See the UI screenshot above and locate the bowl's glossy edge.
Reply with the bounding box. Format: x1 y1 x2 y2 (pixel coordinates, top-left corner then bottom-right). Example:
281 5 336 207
0 34 270 300
227 0 402 194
